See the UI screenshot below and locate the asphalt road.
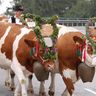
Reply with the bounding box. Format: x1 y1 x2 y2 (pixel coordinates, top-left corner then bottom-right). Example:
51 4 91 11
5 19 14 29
0 68 96 96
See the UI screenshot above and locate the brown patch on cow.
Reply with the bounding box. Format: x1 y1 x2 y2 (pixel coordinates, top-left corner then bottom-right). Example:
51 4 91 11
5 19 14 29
57 32 83 70
16 31 36 72
1 23 23 60
0 15 7 21
0 22 9 39
62 76 74 95
24 39 36 47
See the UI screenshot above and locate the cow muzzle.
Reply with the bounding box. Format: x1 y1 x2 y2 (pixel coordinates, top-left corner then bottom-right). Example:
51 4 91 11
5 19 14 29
44 61 55 71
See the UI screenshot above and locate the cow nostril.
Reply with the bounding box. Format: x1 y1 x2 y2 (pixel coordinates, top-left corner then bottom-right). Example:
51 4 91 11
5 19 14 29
48 64 52 67
47 64 54 70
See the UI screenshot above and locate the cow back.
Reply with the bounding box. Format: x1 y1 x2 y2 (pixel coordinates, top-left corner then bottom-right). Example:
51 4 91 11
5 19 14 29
0 22 23 59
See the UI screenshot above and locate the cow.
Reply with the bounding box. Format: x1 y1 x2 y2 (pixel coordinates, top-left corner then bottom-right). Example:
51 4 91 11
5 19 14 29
48 25 82 96
0 15 14 89
57 31 83 96
48 24 96 96
19 24 82 96
0 15 34 92
0 15 35 92
0 21 55 96
0 15 8 22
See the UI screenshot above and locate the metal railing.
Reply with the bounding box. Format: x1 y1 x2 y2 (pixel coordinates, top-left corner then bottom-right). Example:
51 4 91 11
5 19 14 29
57 18 89 26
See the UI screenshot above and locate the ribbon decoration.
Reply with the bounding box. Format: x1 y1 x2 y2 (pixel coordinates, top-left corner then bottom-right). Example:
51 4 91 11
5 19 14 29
82 40 87 62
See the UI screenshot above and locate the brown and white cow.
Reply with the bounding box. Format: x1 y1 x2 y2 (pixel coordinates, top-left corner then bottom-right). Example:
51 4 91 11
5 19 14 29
0 21 55 96
0 15 8 22
57 31 83 96
0 15 15 90
48 25 96 96
0 15 34 92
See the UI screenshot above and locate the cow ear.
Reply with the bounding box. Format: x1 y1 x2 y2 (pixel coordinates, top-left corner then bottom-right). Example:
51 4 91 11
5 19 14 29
24 39 35 47
73 36 85 44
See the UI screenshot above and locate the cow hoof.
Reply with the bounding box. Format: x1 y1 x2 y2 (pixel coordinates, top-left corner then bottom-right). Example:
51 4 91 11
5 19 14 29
10 86 15 91
61 93 70 96
5 81 10 87
14 93 21 96
48 90 54 96
39 92 46 96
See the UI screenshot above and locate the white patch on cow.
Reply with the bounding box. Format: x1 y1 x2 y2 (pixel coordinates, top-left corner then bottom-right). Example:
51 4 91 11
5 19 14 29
22 66 32 77
44 37 53 47
57 24 79 38
63 68 77 83
0 26 12 69
12 27 32 78
0 26 11 49
13 27 32 58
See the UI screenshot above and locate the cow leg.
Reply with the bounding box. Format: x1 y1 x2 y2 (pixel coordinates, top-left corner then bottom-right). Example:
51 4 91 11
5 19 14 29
61 70 74 96
48 72 55 96
14 81 21 96
61 75 74 96
62 88 70 96
10 70 15 91
27 74 34 94
11 61 27 96
5 69 15 91
39 81 46 96
5 69 11 87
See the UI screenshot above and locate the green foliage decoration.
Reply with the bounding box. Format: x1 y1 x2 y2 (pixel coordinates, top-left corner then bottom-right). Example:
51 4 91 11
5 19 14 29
34 15 59 60
21 13 59 60
90 17 96 23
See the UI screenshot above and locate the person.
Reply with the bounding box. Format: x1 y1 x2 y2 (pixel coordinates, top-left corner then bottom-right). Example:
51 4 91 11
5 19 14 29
8 4 24 25
74 37 95 65
76 38 96 68
88 19 93 26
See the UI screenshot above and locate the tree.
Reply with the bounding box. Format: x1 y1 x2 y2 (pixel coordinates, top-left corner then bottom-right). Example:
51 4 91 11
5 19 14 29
63 0 91 18
90 0 96 17
9 0 96 18
21 0 77 17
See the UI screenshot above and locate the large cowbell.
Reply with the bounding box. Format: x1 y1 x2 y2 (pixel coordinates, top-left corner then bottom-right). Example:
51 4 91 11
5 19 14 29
78 62 95 82
33 62 49 81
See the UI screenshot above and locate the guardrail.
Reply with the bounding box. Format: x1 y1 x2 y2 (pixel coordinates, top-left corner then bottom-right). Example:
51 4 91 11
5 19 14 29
57 18 89 26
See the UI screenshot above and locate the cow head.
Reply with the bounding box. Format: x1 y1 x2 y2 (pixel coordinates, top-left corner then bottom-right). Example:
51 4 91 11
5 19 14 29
73 36 93 55
24 15 58 71
24 39 55 71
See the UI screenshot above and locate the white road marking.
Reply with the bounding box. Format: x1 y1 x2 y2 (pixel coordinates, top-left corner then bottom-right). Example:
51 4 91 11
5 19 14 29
84 88 96 95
